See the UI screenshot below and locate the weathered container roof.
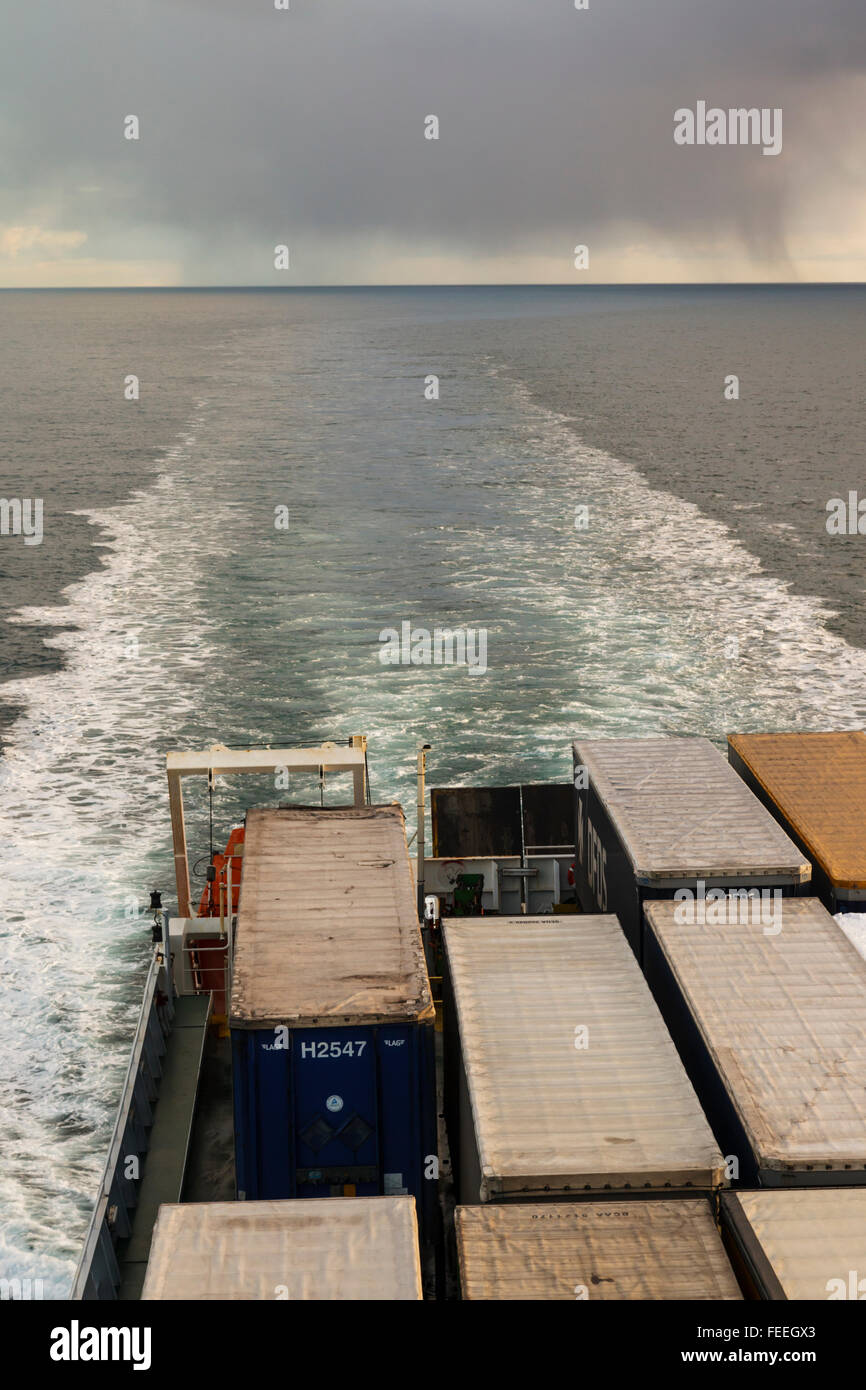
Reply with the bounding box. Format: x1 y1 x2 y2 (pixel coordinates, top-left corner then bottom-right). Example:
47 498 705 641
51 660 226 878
729 730 866 890
141 1198 422 1300
644 897 866 1173
230 805 433 1029
573 736 810 885
444 917 725 1197
456 1200 741 1300
724 1189 866 1300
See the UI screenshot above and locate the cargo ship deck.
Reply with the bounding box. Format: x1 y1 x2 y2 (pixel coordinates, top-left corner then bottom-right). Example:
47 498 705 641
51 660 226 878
94 994 452 1299
71 734 866 1302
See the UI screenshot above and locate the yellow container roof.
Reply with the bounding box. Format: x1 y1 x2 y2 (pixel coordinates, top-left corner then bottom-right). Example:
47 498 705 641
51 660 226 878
728 730 866 890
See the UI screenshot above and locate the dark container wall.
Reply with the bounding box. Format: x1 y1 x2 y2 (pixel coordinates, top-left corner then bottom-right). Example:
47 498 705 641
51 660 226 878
574 776 642 959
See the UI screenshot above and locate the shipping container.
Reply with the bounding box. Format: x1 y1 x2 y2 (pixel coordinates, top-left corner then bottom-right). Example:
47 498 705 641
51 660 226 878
720 1189 866 1300
728 730 866 915
141 1197 423 1300
572 736 810 963
442 917 726 1204
456 1200 742 1300
643 897 866 1186
230 806 436 1230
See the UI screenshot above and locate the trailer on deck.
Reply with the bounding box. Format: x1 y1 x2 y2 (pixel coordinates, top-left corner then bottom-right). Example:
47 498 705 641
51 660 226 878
572 736 810 964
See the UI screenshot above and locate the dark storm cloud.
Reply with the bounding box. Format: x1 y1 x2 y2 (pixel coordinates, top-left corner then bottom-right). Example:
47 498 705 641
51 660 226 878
1 0 865 280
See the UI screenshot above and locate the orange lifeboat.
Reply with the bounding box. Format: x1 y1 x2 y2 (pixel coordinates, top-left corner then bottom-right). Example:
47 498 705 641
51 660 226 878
197 825 245 917
188 826 245 1022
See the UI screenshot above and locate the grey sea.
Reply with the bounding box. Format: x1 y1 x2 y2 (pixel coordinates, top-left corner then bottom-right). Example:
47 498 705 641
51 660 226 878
1 284 865 1293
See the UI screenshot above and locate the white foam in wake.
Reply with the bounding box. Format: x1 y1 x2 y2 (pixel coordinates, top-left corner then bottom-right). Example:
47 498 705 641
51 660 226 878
0 404 227 1296
501 380 866 738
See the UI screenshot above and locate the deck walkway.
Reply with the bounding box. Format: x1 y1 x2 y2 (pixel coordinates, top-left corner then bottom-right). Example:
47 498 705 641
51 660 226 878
118 993 210 1299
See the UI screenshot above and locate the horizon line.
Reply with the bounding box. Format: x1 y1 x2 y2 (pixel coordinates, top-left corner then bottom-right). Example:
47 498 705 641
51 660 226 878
1 281 864 292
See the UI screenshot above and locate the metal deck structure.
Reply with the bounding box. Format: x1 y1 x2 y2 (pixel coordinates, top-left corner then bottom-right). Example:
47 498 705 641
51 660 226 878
71 958 209 1299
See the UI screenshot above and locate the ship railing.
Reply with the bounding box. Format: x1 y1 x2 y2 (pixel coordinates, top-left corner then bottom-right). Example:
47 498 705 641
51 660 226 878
70 948 172 1300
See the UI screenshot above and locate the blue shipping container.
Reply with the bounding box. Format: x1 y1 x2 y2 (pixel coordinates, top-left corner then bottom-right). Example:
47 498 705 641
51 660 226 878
232 1021 436 1222
229 804 438 1238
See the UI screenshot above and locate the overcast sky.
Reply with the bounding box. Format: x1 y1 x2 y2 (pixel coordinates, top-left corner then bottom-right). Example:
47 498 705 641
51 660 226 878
2 0 865 286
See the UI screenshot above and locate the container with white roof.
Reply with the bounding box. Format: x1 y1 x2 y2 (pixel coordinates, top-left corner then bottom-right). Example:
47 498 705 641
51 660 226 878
141 1197 423 1300
643 896 866 1186
720 1189 866 1300
572 736 810 963
442 916 726 1204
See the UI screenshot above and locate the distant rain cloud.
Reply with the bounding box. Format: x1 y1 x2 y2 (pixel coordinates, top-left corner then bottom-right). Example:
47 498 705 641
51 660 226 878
1 0 865 284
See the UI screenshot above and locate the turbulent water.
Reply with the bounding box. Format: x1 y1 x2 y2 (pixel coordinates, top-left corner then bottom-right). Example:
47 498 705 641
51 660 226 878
0 286 864 1293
